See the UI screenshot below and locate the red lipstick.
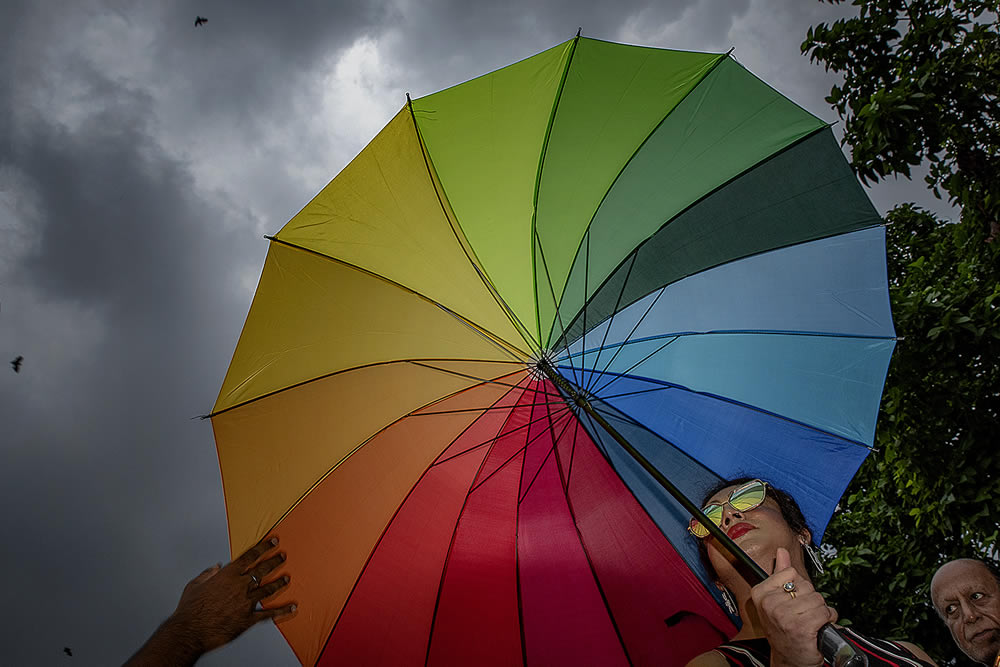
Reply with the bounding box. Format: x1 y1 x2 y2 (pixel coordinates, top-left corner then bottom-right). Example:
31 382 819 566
727 522 754 539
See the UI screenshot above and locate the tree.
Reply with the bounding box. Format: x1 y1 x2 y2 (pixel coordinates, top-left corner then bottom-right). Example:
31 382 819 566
815 204 1000 664
802 0 1000 241
802 4 1000 660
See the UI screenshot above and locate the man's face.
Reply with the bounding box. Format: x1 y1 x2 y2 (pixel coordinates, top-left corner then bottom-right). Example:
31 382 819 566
932 560 1000 664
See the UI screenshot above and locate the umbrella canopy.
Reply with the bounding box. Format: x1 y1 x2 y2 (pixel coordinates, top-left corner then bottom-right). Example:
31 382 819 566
211 36 895 666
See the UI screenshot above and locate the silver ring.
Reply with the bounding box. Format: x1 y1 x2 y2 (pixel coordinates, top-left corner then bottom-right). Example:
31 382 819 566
250 574 259 586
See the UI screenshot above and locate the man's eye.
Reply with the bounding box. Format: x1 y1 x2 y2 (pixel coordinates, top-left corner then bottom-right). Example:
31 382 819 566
971 592 985 601
946 603 958 615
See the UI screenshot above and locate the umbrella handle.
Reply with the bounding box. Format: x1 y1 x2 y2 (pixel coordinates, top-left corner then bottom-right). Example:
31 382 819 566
819 624 868 667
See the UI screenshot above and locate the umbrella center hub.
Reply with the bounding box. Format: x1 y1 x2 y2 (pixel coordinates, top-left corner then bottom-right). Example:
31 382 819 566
531 356 591 411
528 352 556 382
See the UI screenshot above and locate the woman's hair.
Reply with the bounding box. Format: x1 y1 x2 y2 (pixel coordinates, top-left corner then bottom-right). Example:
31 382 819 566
695 476 817 580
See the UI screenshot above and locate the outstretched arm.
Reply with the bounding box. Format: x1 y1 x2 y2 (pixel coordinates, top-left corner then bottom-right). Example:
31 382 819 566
123 536 296 666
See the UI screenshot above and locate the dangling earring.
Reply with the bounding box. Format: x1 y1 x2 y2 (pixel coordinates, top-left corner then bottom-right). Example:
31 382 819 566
803 542 825 574
719 587 738 615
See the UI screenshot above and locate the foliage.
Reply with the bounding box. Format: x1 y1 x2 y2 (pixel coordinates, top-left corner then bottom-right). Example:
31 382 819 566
815 204 1000 665
803 3 1000 660
802 0 1000 240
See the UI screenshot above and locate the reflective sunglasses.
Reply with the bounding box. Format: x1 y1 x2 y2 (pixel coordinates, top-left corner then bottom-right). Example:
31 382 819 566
688 479 768 539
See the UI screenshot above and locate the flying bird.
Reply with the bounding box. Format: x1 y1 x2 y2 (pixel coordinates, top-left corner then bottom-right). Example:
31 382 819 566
195 16 207 26
11 356 23 373
64 647 73 656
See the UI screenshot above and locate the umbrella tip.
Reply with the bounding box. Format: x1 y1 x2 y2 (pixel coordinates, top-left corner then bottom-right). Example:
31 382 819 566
576 27 581 38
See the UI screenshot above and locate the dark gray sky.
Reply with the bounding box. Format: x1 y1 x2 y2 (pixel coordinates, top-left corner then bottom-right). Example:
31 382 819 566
0 1 954 665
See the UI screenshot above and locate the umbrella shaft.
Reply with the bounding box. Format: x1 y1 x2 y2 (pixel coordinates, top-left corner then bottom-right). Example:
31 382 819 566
537 361 769 583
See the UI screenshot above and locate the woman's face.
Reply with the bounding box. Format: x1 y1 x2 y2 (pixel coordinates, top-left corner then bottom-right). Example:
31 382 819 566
702 484 809 584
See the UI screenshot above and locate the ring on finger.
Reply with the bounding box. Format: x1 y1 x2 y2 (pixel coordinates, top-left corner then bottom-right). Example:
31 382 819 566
250 574 259 586
782 581 797 599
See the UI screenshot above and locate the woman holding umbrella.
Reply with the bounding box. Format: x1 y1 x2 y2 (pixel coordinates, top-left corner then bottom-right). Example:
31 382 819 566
685 478 937 667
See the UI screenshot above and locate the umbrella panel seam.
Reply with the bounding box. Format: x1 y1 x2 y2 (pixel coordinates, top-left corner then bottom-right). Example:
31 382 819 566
513 383 549 667
566 328 898 398
431 400 572 469
547 397 636 665
422 387 536 667
516 406 574 504
413 399 571 417
407 361 562 399
534 226 586 384
208 359 527 419
405 96 543 357
588 335 680 398
569 329 899 360
584 251 638 395
468 405 572 496
583 288 670 395
568 366 876 452
265 235 531 363
530 35 580 345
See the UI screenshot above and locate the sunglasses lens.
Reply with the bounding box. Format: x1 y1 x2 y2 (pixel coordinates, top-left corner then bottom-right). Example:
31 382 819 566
730 480 766 512
690 504 723 538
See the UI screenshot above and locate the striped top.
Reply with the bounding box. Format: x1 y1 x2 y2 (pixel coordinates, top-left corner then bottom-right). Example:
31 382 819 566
712 628 934 667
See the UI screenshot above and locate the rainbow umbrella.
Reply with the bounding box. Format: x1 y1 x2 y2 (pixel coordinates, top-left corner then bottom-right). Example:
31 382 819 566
211 36 894 667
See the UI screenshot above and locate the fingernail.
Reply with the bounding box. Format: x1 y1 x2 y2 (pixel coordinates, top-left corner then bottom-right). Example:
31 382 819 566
290 604 297 612
284 575 290 583
280 553 287 561
269 537 278 546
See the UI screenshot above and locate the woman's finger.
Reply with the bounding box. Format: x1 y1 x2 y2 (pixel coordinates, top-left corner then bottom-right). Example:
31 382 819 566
827 605 838 625
757 586 823 618
773 546 792 574
757 567 816 602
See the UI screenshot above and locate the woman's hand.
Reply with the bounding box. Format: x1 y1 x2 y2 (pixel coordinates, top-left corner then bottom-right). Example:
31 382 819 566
750 547 837 667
